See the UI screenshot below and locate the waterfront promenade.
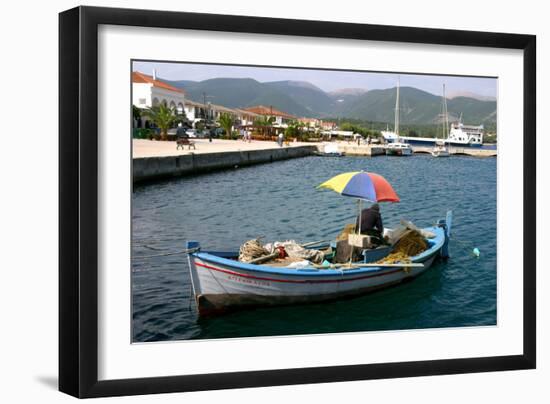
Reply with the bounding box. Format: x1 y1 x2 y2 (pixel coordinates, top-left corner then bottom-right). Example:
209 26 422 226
132 139 496 183
133 138 313 158
133 139 317 183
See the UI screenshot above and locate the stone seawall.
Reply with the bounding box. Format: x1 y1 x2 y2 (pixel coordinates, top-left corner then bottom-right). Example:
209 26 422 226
133 145 316 183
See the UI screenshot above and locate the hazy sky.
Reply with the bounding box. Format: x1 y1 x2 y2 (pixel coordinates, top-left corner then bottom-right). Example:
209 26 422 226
133 61 497 98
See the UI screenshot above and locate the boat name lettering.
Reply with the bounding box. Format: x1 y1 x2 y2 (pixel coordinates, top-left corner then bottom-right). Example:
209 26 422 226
227 274 271 287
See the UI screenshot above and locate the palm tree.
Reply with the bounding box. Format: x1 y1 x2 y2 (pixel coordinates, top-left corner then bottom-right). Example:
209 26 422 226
132 105 142 128
140 104 185 141
218 113 234 139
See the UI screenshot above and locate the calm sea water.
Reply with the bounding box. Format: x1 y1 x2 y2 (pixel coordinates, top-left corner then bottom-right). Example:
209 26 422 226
132 154 496 342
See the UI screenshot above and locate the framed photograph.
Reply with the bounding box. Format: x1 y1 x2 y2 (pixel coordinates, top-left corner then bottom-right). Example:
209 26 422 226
59 6 536 398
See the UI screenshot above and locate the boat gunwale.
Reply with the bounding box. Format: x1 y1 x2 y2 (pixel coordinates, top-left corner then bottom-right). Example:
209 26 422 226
190 226 445 277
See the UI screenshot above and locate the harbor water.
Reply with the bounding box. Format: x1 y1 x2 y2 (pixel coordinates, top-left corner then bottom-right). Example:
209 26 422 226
132 154 496 342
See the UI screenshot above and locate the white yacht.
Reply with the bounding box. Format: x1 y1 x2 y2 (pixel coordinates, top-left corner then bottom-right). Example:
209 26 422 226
384 113 485 148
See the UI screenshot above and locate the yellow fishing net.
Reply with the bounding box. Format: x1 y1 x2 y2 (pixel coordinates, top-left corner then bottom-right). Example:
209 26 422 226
377 230 428 264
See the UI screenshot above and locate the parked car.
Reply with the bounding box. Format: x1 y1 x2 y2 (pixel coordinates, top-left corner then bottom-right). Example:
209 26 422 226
210 127 225 138
185 129 198 138
196 130 210 139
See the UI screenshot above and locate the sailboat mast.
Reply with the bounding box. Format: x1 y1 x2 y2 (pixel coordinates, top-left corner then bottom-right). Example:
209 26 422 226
443 84 448 140
394 78 400 137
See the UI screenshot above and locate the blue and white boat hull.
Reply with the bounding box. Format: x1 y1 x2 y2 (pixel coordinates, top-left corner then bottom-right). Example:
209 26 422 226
187 215 452 316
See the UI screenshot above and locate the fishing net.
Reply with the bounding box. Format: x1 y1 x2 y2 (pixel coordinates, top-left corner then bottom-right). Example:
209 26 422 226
238 238 325 264
377 230 428 264
336 223 356 241
264 241 325 264
239 238 270 262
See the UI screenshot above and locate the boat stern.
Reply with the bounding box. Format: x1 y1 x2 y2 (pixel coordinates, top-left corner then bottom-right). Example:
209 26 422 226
438 210 453 258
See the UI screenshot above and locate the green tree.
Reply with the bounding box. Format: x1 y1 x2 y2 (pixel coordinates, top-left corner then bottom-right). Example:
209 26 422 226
132 105 142 127
285 120 306 140
140 104 185 141
218 113 234 139
253 115 276 139
339 121 383 139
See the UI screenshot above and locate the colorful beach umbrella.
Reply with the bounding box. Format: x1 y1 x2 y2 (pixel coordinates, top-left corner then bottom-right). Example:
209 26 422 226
317 171 400 202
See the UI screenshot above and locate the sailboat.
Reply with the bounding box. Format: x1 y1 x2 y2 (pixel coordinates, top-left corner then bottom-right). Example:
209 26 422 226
432 84 451 157
384 79 413 156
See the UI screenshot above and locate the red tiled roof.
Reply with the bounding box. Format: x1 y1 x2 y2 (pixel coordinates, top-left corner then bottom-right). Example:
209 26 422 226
243 105 296 119
132 71 185 94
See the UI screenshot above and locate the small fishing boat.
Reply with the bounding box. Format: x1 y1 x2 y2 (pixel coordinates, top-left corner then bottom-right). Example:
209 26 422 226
187 211 452 316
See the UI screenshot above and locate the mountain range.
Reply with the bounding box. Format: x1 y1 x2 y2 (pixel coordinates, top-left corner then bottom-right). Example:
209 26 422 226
164 77 496 125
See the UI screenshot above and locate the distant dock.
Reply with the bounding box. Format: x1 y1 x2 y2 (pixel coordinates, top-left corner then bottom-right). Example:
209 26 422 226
323 143 496 157
410 145 497 157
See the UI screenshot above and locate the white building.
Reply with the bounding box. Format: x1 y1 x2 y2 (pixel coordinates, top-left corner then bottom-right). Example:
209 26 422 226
242 105 296 127
183 99 212 125
234 109 261 126
132 70 186 127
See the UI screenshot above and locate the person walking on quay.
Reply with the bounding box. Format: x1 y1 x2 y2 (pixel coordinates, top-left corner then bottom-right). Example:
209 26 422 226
278 132 284 147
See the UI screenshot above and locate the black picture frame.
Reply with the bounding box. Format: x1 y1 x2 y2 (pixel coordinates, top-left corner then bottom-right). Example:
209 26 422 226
59 5 536 398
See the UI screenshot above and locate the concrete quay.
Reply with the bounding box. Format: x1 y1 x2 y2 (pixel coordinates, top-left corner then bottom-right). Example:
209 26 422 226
133 140 316 183
332 144 386 156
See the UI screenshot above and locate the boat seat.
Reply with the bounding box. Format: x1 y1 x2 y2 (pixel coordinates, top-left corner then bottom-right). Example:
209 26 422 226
361 245 393 263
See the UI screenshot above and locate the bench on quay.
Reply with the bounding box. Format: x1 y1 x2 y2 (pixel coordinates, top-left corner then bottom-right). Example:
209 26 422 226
176 137 196 150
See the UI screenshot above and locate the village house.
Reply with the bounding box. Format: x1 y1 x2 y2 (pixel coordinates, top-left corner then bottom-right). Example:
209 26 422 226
183 99 213 125
234 109 261 126
320 121 337 131
132 70 186 127
299 117 321 128
243 105 296 127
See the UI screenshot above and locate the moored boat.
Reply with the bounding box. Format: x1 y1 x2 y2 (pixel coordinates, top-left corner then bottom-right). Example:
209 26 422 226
383 78 413 156
431 144 450 157
431 84 451 157
186 212 452 316
386 142 413 156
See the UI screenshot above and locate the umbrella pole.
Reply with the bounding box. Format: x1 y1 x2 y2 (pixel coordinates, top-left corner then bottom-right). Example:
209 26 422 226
358 199 362 234
349 199 363 266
